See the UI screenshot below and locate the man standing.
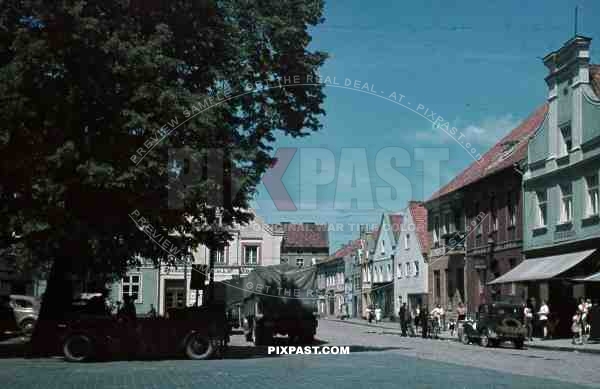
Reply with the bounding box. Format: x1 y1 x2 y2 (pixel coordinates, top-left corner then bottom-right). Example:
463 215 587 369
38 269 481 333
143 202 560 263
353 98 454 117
420 305 429 338
399 303 408 336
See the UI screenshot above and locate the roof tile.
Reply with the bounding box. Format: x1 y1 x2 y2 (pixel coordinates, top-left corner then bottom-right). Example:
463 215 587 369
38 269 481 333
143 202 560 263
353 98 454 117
428 104 548 201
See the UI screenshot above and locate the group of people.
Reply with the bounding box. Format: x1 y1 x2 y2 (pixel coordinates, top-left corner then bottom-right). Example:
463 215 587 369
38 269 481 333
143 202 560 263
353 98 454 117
396 302 459 338
523 299 550 341
571 297 595 345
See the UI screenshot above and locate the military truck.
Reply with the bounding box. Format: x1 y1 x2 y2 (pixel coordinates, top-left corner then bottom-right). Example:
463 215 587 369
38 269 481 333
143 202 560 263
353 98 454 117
241 264 318 345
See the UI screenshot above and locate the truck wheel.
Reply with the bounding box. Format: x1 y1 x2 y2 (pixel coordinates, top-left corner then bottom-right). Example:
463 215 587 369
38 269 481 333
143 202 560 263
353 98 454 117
63 334 94 362
480 333 490 348
460 332 470 345
513 339 524 350
20 319 36 336
185 333 214 360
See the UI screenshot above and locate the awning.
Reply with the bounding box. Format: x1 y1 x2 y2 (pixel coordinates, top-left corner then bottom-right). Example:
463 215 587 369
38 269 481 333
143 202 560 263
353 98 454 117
488 249 596 285
572 272 600 282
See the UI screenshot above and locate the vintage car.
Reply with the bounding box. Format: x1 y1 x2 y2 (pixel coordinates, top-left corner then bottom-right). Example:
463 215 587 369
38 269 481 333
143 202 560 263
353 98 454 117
459 302 527 349
59 302 229 362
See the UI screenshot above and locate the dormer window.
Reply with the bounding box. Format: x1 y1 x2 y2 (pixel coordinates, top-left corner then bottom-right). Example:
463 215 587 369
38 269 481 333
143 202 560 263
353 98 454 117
559 125 572 156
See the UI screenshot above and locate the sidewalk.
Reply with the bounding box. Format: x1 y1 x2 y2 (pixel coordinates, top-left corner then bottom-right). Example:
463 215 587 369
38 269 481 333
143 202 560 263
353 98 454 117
326 317 600 355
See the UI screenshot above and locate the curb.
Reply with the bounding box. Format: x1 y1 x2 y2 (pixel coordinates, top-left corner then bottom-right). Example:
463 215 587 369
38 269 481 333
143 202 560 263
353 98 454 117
325 318 600 355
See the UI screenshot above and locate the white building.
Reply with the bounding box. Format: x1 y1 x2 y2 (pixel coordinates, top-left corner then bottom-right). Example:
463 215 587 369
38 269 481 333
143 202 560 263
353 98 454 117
393 201 429 316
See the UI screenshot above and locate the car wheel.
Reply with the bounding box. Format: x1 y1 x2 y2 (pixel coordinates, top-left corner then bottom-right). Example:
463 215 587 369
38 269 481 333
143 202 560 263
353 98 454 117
480 333 490 348
252 320 263 345
63 334 94 362
513 339 524 350
461 332 470 345
185 333 214 360
20 319 36 336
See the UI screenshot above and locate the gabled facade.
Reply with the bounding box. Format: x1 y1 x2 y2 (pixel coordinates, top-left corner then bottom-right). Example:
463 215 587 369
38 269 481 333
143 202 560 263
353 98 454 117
371 213 402 318
393 201 429 316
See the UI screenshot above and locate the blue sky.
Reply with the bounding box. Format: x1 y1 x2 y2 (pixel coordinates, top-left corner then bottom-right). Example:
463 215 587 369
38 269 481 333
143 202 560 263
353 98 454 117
251 0 600 252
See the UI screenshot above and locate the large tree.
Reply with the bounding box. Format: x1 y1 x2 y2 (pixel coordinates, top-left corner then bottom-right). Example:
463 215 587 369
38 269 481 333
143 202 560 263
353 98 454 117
0 0 326 354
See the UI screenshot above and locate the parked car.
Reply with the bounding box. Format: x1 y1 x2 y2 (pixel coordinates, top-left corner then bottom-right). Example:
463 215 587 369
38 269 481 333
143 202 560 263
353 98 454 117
8 295 40 335
460 302 527 349
0 295 20 339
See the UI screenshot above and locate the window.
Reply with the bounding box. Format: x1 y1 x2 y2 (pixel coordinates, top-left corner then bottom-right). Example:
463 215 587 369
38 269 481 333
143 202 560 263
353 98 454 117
296 258 304 268
536 190 547 227
454 212 463 232
442 213 450 235
405 262 410 277
507 191 517 227
210 247 227 264
475 202 483 236
404 234 410 249
244 245 259 264
398 263 402 278
560 184 573 223
122 274 142 303
414 261 419 277
490 195 498 232
586 175 599 216
433 216 440 247
387 264 392 280
559 125 572 155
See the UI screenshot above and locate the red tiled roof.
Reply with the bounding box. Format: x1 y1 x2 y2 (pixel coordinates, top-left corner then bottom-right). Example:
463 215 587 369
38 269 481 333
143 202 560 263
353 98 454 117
408 201 429 255
591 65 600 97
428 104 548 202
280 223 329 249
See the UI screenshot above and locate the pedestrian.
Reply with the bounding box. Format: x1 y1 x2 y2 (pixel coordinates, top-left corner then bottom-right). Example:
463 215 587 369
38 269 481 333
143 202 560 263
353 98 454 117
537 300 550 340
420 305 429 338
430 304 443 338
415 306 421 335
456 302 466 322
524 303 533 341
408 308 416 337
585 298 592 336
572 310 583 345
399 303 408 336
375 305 382 324
147 304 158 318
367 305 373 323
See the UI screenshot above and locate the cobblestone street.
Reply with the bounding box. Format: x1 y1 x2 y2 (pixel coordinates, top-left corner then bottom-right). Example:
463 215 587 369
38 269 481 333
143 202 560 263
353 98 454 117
1 320 599 388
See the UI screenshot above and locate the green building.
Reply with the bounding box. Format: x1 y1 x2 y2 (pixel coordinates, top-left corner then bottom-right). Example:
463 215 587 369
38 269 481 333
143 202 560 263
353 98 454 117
491 36 600 336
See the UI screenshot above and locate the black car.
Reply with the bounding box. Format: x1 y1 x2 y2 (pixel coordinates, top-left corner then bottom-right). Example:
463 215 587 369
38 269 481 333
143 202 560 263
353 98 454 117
0 295 20 340
460 302 527 349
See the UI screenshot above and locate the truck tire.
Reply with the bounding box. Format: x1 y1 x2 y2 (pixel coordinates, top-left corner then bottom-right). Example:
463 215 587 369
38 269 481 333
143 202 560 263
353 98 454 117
513 339 524 350
63 334 94 362
185 333 214 360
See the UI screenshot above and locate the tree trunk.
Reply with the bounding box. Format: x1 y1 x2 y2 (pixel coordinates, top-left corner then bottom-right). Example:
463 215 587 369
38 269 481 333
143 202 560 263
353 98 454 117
28 255 73 357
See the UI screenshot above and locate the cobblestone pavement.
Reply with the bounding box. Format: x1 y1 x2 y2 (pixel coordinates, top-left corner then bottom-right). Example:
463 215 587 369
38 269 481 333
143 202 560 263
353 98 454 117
0 320 598 388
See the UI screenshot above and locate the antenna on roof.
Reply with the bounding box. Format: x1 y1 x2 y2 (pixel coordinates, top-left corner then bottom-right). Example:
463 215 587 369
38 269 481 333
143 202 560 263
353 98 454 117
574 5 579 36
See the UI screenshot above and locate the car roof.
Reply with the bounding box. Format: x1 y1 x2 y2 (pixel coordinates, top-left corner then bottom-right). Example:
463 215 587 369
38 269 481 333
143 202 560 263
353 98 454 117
9 294 39 301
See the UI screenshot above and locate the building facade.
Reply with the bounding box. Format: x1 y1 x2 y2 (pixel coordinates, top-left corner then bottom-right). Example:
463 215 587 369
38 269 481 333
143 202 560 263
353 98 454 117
492 36 600 336
394 201 429 316
316 253 346 318
360 226 376 318
279 223 329 268
424 194 466 312
112 210 284 316
371 213 402 318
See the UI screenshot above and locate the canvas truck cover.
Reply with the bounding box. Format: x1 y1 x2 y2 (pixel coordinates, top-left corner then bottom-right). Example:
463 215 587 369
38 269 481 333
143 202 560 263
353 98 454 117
241 264 317 317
